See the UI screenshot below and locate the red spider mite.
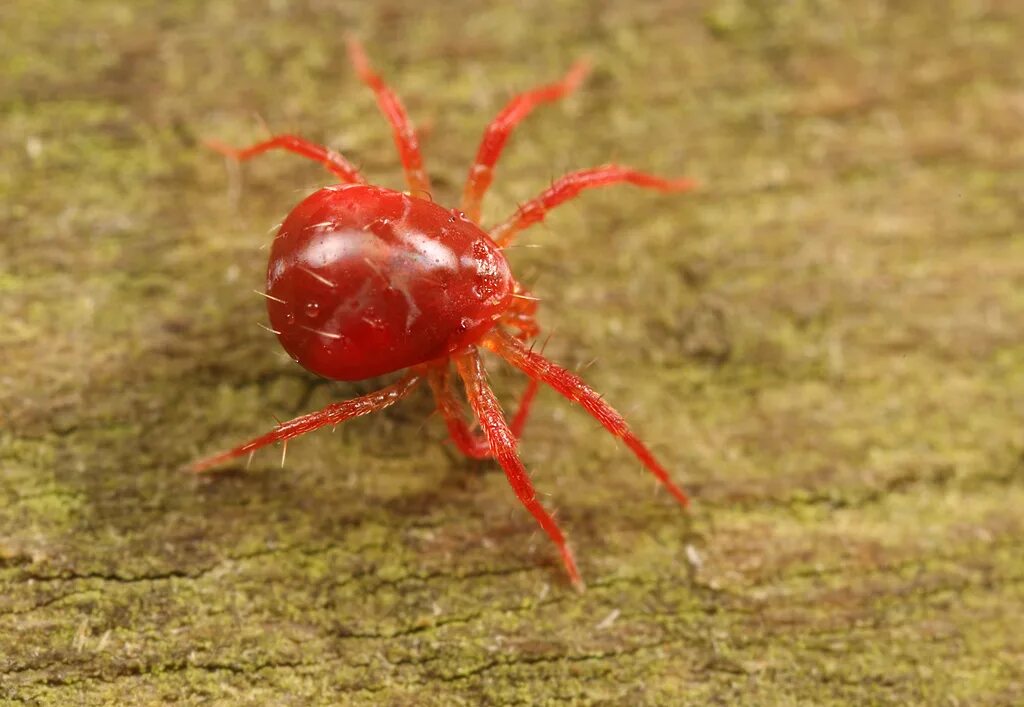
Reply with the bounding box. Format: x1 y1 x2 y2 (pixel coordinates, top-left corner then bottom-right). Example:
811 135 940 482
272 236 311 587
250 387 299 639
190 38 697 589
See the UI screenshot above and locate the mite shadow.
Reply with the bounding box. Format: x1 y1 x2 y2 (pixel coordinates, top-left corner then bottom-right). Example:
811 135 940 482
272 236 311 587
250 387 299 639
54 308 699 588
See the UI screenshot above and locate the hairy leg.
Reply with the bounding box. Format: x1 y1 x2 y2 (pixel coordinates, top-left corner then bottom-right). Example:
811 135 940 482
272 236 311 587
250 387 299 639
501 289 542 436
346 37 431 196
187 373 421 473
483 328 690 508
205 135 365 184
509 378 539 439
454 349 583 589
461 60 590 222
504 282 541 338
428 362 541 459
490 165 696 247
427 365 490 460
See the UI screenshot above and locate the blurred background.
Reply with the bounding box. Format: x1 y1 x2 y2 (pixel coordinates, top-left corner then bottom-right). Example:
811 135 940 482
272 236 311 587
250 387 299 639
2 0 1022 703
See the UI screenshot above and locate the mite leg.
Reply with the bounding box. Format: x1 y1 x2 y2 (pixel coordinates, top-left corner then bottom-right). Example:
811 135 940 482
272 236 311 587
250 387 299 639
461 60 591 222
505 282 541 340
509 378 539 439
502 291 542 437
346 37 431 196
427 364 541 459
205 135 365 184
489 165 696 248
483 328 690 508
427 365 490 460
454 349 583 589
186 373 421 474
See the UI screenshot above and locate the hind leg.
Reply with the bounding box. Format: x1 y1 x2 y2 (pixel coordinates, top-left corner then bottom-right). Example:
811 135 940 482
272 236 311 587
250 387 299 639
187 373 421 473
454 349 582 589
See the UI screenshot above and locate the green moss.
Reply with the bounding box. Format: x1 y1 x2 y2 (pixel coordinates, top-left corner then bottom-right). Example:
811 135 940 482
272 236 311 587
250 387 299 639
3 0 1023 703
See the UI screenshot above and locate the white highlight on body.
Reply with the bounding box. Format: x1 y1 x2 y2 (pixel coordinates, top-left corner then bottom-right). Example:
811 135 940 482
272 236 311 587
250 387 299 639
387 228 459 330
268 258 286 286
299 230 375 272
292 212 463 332
394 228 458 271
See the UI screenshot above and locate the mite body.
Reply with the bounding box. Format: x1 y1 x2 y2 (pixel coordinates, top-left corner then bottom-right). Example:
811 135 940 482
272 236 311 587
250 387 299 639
266 184 513 381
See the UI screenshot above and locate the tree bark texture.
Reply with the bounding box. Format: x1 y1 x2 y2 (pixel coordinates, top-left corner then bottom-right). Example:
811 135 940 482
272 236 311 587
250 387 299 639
2 0 1022 704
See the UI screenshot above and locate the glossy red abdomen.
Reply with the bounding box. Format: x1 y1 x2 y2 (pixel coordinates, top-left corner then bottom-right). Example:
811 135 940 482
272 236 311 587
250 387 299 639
264 185 514 381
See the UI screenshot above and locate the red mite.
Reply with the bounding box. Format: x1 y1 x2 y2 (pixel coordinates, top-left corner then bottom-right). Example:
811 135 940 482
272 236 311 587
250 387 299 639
191 39 696 589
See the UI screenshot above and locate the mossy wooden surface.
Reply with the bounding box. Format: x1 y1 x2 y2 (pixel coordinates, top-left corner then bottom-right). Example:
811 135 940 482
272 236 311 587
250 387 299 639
2 0 1022 704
